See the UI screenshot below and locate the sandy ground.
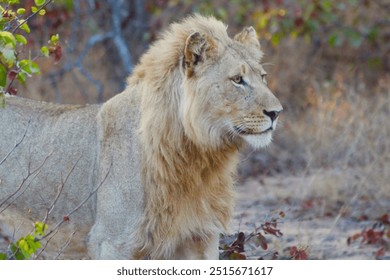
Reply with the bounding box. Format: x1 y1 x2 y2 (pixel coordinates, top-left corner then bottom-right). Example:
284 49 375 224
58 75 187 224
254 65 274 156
227 171 390 260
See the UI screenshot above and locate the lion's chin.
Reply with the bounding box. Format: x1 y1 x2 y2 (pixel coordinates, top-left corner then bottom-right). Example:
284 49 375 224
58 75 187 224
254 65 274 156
242 132 273 149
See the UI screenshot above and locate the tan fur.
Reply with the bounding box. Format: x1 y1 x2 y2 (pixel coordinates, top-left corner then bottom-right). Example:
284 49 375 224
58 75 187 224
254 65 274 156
0 15 282 259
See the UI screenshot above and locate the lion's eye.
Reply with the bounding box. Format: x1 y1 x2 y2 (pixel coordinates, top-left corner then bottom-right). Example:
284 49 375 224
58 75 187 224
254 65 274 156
231 75 245 86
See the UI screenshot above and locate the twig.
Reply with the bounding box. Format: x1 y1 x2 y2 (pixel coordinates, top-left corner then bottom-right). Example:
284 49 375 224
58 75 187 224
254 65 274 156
34 226 61 260
0 152 52 212
42 156 83 225
39 161 113 241
12 0 54 34
54 231 76 260
108 0 133 74
0 120 30 166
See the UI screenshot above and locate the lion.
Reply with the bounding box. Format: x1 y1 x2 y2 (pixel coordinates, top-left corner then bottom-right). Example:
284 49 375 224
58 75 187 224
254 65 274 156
0 15 282 259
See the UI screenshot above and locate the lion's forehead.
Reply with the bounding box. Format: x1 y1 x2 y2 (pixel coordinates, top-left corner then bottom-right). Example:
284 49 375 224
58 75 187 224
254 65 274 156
220 43 264 74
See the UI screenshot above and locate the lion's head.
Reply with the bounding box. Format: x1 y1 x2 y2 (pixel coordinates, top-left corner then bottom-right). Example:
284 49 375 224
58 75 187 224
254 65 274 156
180 21 282 150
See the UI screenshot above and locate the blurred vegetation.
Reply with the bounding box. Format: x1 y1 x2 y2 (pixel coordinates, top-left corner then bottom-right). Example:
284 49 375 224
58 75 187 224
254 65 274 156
149 0 388 69
0 0 62 106
152 0 388 51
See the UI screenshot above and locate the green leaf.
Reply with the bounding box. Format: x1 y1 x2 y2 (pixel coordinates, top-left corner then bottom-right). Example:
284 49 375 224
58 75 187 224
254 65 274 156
15 34 27 45
328 32 342 47
1 45 16 67
39 9 46 16
270 33 282 47
17 71 26 84
18 59 40 75
367 28 379 43
0 64 6 87
40 46 49 57
8 0 20 4
50 34 59 43
320 0 333 12
0 31 16 48
31 6 38 13
34 0 46 7
18 20 30 33
64 0 73 11
0 252 7 260
17 8 26 15
18 238 29 253
9 242 25 260
34 222 48 236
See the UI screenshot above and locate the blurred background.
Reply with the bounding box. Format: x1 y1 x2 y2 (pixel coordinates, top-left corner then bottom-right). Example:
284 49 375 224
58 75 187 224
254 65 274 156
14 0 389 174
3 0 390 258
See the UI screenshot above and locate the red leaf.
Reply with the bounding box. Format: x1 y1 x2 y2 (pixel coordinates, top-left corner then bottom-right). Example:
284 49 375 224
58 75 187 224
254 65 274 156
290 246 308 260
290 246 297 256
8 87 17 95
63 215 70 222
375 247 385 259
379 214 390 225
363 229 383 244
257 233 268 250
294 17 304 27
347 233 362 245
231 232 245 253
54 45 62 62
262 222 283 237
8 70 18 80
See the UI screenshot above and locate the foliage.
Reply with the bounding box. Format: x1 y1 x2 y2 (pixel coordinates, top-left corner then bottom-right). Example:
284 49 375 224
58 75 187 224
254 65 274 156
154 0 386 49
0 221 47 260
0 2 56 257
0 0 61 106
219 211 308 260
347 214 390 259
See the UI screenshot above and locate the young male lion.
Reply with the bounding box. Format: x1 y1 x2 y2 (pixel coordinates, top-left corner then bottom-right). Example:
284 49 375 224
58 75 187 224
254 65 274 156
0 15 282 259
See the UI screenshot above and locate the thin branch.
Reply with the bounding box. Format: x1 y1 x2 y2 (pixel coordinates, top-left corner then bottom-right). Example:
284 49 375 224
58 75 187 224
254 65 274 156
12 0 54 34
108 0 133 74
34 227 59 260
0 120 30 166
53 231 76 260
42 156 83 225
39 161 113 241
0 152 52 212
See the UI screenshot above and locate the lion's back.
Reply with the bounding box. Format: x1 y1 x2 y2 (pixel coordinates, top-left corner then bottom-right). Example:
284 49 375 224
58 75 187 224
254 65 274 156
0 96 100 236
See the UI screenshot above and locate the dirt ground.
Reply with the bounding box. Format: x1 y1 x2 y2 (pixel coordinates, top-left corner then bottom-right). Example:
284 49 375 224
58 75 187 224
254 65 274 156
2 168 389 260
227 170 390 260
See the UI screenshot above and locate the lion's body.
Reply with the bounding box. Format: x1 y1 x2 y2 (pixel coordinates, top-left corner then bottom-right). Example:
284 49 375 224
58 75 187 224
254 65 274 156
0 15 282 259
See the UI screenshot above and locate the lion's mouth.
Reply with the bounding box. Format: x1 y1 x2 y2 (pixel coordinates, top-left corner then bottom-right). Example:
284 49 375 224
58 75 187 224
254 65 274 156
233 126 273 135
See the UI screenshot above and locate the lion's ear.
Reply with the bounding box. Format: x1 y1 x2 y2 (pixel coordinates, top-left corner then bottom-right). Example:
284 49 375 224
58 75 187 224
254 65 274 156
184 32 216 77
234 26 260 48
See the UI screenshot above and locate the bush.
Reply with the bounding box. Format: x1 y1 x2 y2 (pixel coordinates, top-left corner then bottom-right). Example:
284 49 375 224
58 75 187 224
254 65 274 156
0 0 61 106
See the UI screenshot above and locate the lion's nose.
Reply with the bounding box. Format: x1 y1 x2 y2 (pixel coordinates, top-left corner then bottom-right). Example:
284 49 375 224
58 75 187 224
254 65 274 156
263 109 282 122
